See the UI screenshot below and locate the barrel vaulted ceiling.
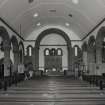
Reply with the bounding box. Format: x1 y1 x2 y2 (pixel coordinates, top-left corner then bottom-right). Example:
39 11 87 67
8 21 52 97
0 0 105 40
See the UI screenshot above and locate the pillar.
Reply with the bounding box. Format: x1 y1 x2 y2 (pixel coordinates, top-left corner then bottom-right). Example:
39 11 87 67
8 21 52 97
13 50 19 72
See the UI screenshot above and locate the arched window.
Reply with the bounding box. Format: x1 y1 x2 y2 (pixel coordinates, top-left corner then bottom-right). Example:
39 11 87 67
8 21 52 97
50 48 56 56
75 46 78 56
27 45 33 56
29 47 32 56
10 43 14 64
57 48 62 56
102 37 105 63
44 48 50 56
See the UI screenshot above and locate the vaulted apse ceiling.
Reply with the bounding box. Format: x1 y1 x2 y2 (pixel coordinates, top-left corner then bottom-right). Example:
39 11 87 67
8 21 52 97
0 0 105 40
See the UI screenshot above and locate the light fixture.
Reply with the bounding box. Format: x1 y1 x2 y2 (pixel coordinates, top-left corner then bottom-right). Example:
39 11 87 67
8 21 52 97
65 22 70 26
37 22 41 26
49 9 56 13
33 13 38 18
28 0 34 4
69 14 73 18
72 0 79 4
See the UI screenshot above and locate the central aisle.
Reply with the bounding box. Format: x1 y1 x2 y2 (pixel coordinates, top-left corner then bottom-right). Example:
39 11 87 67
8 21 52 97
0 76 105 105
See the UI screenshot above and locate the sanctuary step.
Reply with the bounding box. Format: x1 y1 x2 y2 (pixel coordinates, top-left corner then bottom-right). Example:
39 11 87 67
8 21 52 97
0 77 105 105
46 71 64 76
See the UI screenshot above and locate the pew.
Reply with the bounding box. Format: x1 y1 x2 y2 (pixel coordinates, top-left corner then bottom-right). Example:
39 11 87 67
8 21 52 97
83 74 105 90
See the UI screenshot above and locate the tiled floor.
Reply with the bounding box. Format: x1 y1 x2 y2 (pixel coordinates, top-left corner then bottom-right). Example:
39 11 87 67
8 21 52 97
0 76 105 105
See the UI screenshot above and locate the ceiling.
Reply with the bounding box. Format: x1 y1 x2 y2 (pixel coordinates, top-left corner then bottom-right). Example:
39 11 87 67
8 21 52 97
0 0 105 40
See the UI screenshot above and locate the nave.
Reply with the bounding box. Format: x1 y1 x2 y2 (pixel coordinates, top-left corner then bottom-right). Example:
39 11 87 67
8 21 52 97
0 77 105 105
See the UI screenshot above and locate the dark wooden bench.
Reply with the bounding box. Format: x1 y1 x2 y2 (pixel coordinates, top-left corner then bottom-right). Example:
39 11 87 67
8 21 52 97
82 75 105 90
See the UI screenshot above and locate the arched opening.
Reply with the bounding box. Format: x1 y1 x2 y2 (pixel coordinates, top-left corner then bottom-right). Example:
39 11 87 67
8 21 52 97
18 41 25 81
0 26 11 78
102 37 105 63
34 28 72 73
88 36 96 63
44 48 50 56
11 36 19 73
27 45 33 57
88 36 96 75
82 42 88 73
57 48 62 56
75 46 78 57
96 27 105 64
96 27 105 75
19 41 24 64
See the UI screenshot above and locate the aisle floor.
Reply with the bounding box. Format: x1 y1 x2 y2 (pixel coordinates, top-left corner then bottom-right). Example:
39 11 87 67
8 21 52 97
0 76 105 105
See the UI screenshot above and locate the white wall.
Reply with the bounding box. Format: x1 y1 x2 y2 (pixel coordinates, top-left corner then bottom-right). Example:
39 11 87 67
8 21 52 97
26 25 80 41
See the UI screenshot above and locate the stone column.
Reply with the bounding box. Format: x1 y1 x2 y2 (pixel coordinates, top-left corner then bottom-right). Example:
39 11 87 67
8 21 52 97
68 46 72 71
3 42 11 89
34 47 39 70
96 45 102 75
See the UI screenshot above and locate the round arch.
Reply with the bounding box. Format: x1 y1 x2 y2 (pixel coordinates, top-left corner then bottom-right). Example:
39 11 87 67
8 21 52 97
73 45 82 63
88 35 96 63
0 26 10 42
82 42 88 67
0 26 11 77
96 27 105 64
34 28 72 70
27 45 33 56
11 36 19 72
19 41 25 64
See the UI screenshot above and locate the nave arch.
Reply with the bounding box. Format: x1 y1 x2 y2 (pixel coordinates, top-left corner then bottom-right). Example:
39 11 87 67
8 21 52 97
0 26 11 77
34 28 72 71
11 36 19 72
19 41 25 64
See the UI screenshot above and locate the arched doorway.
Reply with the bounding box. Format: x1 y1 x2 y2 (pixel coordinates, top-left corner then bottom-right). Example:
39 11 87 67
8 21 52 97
11 36 19 73
88 36 96 75
34 28 72 74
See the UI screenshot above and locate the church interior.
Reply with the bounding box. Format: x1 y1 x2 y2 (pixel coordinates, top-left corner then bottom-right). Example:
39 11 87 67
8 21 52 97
0 0 105 105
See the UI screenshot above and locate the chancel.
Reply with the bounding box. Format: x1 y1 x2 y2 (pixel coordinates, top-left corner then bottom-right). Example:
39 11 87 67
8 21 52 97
0 0 105 105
